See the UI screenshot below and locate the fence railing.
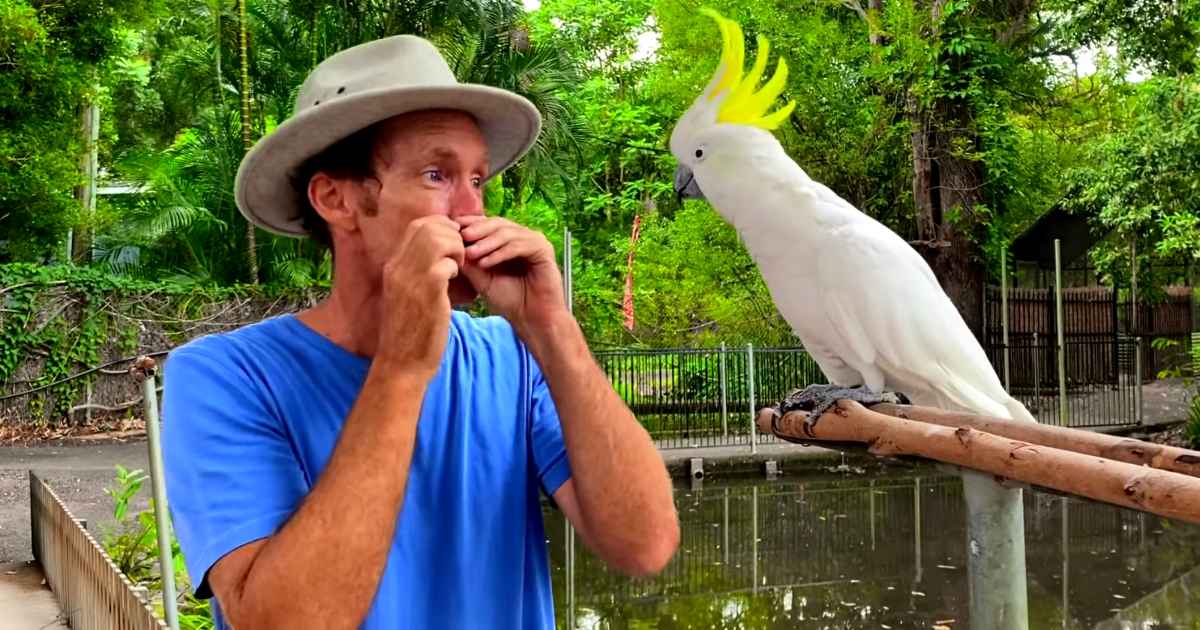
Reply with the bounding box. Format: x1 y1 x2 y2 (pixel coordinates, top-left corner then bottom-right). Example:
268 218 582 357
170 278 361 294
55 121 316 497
985 336 1143 428
30 471 168 630
595 345 823 449
601 337 1145 448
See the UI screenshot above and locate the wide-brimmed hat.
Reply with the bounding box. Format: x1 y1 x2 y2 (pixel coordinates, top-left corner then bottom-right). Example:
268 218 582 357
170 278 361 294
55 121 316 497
235 34 542 237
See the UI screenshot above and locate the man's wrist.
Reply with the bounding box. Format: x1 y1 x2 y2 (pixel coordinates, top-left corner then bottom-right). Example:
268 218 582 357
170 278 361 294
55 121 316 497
514 308 581 358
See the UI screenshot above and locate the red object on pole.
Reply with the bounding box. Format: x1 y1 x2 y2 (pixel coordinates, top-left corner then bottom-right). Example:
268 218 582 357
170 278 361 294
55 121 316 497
622 214 643 331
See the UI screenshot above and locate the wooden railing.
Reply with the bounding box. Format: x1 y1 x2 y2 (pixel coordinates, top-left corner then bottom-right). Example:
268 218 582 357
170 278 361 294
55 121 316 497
30 471 168 630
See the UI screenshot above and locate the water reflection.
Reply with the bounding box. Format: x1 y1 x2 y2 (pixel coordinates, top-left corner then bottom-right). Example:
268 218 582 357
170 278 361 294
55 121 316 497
544 470 1200 628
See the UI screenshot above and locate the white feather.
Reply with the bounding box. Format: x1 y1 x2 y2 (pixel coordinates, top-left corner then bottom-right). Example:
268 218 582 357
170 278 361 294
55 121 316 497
686 134 1035 424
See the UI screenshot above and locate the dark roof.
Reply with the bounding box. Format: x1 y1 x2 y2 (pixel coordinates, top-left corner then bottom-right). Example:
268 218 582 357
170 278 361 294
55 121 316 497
1010 206 1110 269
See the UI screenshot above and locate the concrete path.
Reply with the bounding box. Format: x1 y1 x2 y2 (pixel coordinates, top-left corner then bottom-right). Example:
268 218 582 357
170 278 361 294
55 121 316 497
0 561 67 629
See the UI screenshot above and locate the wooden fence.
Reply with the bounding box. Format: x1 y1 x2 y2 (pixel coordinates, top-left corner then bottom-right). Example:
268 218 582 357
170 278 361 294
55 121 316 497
30 471 168 630
984 285 1195 381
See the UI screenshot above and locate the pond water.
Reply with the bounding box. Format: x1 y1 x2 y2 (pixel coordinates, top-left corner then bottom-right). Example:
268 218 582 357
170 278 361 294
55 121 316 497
543 466 1200 629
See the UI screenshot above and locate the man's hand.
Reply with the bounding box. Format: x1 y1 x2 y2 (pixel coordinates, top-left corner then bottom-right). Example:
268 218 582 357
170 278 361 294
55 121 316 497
377 215 465 379
458 215 567 330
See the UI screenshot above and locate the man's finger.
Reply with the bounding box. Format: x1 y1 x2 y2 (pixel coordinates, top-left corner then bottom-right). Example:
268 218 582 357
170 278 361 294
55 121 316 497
454 214 487 228
464 228 519 260
459 217 514 243
478 241 532 269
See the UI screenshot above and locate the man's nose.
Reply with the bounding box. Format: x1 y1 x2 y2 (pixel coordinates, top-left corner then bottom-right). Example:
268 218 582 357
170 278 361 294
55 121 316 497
449 179 484 219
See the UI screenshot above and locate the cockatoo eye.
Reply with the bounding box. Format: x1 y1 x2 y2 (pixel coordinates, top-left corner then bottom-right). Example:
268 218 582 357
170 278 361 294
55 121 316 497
695 148 704 159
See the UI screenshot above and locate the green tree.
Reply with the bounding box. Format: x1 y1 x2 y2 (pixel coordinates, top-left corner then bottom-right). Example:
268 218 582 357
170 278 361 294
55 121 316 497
0 0 160 262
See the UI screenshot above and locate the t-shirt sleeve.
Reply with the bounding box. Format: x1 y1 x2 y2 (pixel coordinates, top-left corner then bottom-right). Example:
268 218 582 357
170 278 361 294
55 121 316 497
161 341 308 599
528 353 572 497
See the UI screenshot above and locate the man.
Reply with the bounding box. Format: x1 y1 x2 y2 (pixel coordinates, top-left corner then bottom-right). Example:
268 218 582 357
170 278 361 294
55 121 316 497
161 34 679 629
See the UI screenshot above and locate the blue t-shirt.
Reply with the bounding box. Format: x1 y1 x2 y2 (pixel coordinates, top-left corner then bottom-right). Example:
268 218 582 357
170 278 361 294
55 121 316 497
161 310 572 629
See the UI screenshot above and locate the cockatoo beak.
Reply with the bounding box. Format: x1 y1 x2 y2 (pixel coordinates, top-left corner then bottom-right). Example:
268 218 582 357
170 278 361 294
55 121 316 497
674 165 706 201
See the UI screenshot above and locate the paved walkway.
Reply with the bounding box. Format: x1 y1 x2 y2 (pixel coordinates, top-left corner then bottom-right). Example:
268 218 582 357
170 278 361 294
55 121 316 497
0 561 67 629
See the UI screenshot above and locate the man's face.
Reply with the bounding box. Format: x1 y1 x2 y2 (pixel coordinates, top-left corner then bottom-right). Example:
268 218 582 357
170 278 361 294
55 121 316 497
344 109 489 303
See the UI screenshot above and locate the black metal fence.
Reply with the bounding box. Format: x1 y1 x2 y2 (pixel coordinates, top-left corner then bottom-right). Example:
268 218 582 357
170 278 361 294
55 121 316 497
599 337 1144 448
983 336 1142 428
594 346 824 449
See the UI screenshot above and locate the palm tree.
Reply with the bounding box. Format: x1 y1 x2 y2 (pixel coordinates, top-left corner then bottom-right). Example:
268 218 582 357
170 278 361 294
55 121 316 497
100 0 587 286
238 0 259 283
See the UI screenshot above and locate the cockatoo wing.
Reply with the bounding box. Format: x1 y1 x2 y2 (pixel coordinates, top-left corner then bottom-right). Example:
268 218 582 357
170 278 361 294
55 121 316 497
812 218 1022 420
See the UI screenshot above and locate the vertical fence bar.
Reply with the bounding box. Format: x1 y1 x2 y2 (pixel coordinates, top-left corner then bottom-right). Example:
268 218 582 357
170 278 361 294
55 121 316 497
1135 337 1144 425
1060 497 1069 628
913 477 923 584
1002 248 1011 391
723 487 730 567
747 343 757 454
715 340 724 439
1055 240 1068 427
1033 331 1041 414
751 485 759 593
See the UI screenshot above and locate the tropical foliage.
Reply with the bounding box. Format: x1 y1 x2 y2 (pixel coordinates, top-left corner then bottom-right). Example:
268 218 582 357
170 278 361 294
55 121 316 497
4 0 1199 347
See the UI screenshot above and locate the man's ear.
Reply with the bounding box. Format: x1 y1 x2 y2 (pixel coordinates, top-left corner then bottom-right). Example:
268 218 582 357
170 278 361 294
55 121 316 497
308 172 361 234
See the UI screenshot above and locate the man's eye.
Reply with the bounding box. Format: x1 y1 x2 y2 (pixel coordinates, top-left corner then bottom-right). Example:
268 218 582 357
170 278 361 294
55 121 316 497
471 176 483 188
424 169 444 183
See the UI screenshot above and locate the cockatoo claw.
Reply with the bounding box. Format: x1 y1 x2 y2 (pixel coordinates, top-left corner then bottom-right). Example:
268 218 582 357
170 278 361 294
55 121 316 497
778 384 910 437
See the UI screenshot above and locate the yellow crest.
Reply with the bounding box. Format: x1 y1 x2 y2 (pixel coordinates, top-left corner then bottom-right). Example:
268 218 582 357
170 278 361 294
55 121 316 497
700 8 796 130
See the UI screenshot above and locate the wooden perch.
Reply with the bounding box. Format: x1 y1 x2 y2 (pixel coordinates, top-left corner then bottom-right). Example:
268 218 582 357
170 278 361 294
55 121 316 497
757 401 1200 525
869 403 1200 479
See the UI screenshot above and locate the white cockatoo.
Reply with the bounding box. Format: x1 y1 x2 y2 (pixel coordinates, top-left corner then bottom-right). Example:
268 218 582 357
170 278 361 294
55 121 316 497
670 9 1034 427
670 12 1031 628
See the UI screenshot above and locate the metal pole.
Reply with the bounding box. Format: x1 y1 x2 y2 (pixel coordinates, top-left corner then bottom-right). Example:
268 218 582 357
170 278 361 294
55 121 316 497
963 469 1029 630
1055 240 1068 427
565 519 575 630
133 357 180 630
719 342 729 440
1002 248 1011 391
747 343 757 454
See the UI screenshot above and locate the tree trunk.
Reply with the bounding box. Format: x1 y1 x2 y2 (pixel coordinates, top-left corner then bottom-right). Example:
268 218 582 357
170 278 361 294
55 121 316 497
71 94 99 264
868 0 884 46
213 0 223 105
909 91 986 337
238 0 259 284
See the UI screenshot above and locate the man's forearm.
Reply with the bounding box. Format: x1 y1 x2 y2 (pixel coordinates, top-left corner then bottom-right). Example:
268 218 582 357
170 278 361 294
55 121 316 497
519 313 679 574
225 362 424 629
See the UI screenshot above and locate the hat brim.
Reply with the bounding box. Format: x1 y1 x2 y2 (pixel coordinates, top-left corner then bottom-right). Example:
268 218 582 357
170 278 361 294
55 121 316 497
235 83 542 237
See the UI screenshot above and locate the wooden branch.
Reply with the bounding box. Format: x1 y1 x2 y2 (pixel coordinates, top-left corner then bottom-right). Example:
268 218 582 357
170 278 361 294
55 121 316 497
869 403 1200 479
68 385 161 415
758 401 1200 525
841 0 868 21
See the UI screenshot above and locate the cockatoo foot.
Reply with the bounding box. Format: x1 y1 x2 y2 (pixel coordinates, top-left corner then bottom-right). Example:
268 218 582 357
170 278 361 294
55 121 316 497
778 384 909 437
